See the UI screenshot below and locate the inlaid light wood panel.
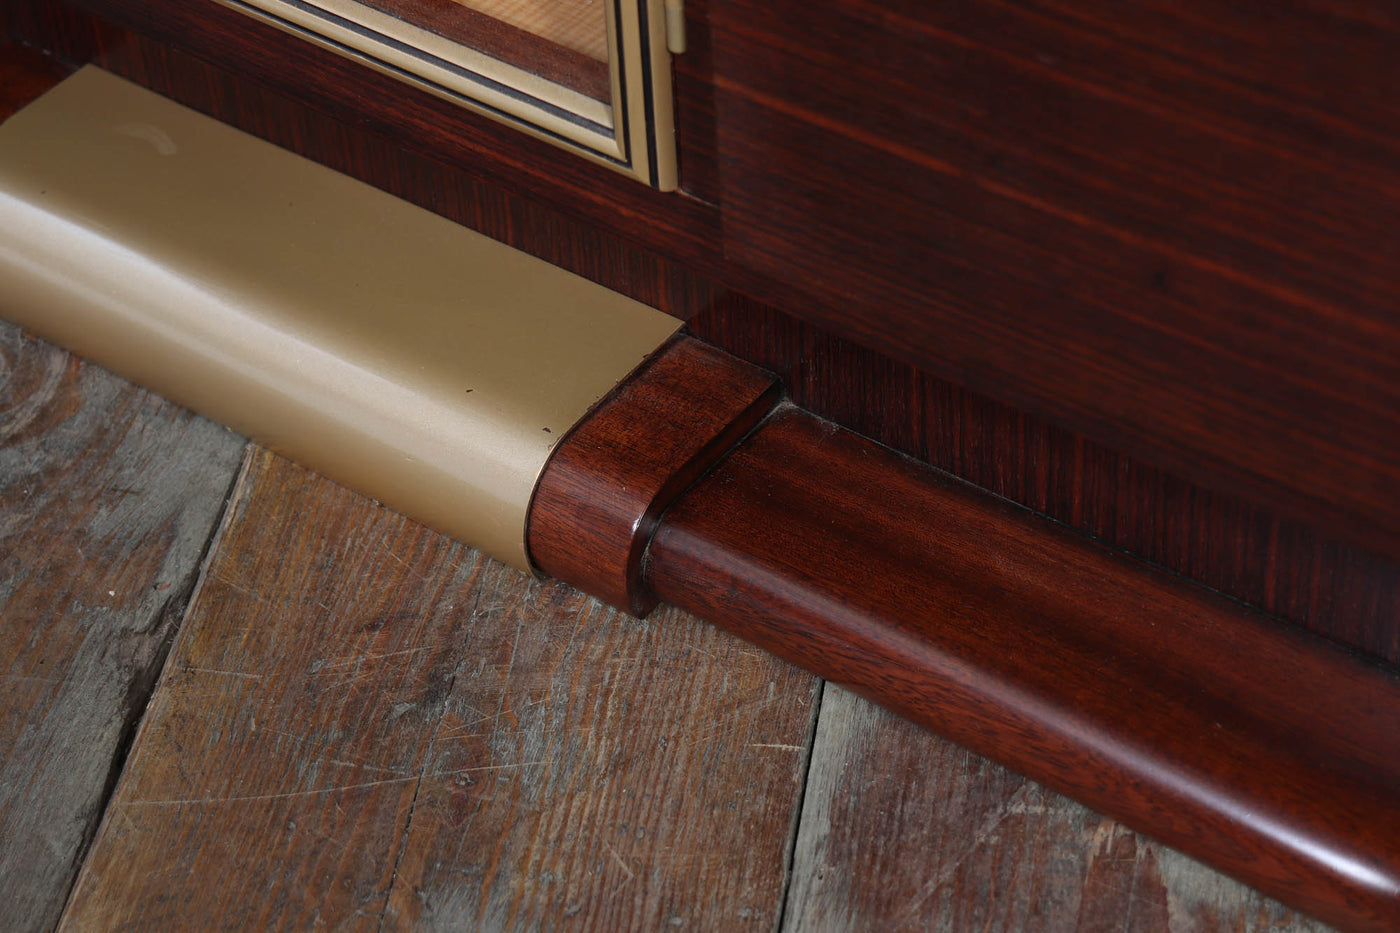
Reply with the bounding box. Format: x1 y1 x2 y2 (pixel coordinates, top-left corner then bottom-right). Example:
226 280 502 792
456 0 606 60
358 0 612 100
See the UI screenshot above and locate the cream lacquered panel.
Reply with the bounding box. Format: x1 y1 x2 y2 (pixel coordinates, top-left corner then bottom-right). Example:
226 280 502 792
0 68 681 568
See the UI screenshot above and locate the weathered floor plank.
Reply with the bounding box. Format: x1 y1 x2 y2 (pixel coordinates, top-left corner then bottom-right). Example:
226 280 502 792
6 317 1347 932
783 685 1333 932
61 449 820 931
0 323 245 933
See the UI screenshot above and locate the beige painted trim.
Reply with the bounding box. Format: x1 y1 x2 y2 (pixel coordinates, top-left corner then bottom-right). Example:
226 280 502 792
248 0 615 142
0 68 680 569
214 0 677 188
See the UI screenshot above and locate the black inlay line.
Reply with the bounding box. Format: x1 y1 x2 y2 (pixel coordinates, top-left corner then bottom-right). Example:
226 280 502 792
227 0 626 158
635 0 658 187
611 0 633 168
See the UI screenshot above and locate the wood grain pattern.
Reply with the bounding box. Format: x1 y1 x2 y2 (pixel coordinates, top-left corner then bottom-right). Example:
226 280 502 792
361 0 611 102
20 0 1400 572
0 42 67 121
0 323 245 933
62 449 819 930
449 0 607 60
7 0 724 310
787 686 1329 932
529 336 778 614
645 405 1400 932
12 0 1399 668
5 18 1396 927
708 0 1400 562
689 297 1400 666
26 0 722 259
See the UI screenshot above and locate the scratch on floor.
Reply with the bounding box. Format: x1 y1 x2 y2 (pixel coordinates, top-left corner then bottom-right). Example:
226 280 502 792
380 539 426 580
422 761 547 778
213 576 271 605
117 776 419 806
432 715 496 740
604 841 636 883
323 758 412 777
183 667 263 680
888 782 1041 928
316 646 433 670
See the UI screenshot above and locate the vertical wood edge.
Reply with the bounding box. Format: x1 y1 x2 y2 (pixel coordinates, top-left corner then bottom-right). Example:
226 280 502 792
527 334 779 614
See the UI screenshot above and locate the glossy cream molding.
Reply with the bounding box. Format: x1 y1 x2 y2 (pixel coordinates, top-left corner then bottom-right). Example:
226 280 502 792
0 66 680 570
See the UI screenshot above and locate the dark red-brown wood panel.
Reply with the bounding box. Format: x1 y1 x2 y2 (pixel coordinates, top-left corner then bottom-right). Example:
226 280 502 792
15 0 1400 566
7 0 1399 665
528 337 778 615
520 335 1400 930
689 297 1400 665
644 404 1400 933
708 0 1400 562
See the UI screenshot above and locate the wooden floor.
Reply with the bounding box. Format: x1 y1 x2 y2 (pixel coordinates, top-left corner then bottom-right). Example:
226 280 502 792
0 319 1333 931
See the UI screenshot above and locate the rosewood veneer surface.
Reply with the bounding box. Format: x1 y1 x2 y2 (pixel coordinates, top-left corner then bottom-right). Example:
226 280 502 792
8 0 1398 672
529 337 779 615
0 318 1328 932
4 8 1400 929
709 0 1400 563
19 0 1400 568
642 404 1400 932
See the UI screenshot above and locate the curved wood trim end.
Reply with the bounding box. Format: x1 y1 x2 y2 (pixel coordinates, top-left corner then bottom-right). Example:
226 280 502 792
530 342 1400 932
528 336 779 614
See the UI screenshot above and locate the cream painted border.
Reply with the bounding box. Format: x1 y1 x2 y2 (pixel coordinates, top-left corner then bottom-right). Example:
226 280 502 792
0 68 681 568
285 0 613 134
214 0 677 188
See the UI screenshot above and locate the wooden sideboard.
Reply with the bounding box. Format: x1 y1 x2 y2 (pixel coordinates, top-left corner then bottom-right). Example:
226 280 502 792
11 0 1397 662
4 0 1399 928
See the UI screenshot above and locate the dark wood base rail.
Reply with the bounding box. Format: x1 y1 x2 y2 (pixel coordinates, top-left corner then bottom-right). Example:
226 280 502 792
4 42 1396 929
532 338 1400 933
528 338 780 615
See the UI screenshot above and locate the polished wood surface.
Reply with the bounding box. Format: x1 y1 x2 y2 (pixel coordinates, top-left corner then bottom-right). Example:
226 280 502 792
689 297 1400 666
529 337 778 615
645 405 1400 932
785 686 1329 932
0 327 244 932
10 0 1398 673
0 42 65 120
4 21 1399 930
17 0 721 258
10 2 1398 671
20 0 1400 568
2 321 1333 931
709 0 1400 562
